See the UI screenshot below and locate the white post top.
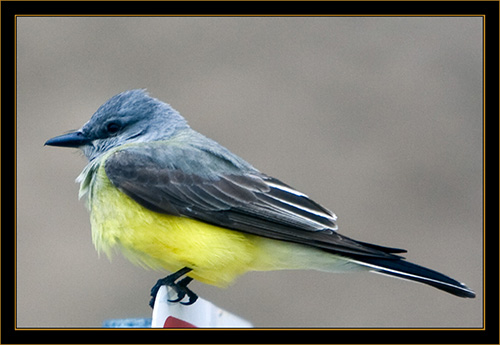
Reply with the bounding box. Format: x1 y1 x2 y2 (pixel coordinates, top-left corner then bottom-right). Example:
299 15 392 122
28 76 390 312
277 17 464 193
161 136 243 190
151 286 253 328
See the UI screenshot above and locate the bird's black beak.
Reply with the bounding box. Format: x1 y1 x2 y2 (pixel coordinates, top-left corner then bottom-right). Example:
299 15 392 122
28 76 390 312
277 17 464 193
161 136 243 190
45 131 91 148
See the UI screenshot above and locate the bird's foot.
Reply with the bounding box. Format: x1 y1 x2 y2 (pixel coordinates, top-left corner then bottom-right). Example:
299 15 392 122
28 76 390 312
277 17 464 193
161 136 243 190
149 267 198 308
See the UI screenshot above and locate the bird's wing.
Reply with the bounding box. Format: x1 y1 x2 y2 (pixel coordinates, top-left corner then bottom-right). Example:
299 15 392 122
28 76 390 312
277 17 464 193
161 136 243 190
104 142 405 258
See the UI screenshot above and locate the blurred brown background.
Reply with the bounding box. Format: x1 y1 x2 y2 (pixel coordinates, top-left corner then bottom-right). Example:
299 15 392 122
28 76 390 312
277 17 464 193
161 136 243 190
16 16 482 328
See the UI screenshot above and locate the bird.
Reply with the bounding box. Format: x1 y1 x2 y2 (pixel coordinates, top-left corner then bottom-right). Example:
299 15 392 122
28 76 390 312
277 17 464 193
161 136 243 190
45 89 475 307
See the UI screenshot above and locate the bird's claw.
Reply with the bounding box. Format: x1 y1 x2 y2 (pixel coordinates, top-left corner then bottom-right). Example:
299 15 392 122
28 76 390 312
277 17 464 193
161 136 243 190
149 267 197 308
167 277 198 305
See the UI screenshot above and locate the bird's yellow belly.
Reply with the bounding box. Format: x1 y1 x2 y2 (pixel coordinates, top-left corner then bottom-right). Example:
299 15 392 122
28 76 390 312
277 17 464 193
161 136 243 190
88 165 266 286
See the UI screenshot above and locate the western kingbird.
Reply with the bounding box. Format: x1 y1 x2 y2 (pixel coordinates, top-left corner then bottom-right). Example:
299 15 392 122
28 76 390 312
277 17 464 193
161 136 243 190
46 89 475 306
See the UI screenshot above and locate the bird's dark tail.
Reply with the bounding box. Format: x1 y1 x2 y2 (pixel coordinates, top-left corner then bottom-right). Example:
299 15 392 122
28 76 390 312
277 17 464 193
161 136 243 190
351 256 476 298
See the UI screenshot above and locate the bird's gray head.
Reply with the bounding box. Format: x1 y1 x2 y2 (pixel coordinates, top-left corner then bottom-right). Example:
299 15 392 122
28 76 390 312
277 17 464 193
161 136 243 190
45 89 189 161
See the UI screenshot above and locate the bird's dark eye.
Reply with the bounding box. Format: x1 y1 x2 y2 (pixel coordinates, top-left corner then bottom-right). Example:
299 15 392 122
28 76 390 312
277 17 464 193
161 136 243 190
106 122 121 134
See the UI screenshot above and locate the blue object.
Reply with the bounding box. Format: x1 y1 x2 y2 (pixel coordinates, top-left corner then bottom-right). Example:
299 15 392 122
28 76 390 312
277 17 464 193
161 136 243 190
102 318 152 328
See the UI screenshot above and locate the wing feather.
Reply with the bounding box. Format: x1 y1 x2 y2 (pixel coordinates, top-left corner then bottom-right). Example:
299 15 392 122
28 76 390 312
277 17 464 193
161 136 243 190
104 143 405 258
